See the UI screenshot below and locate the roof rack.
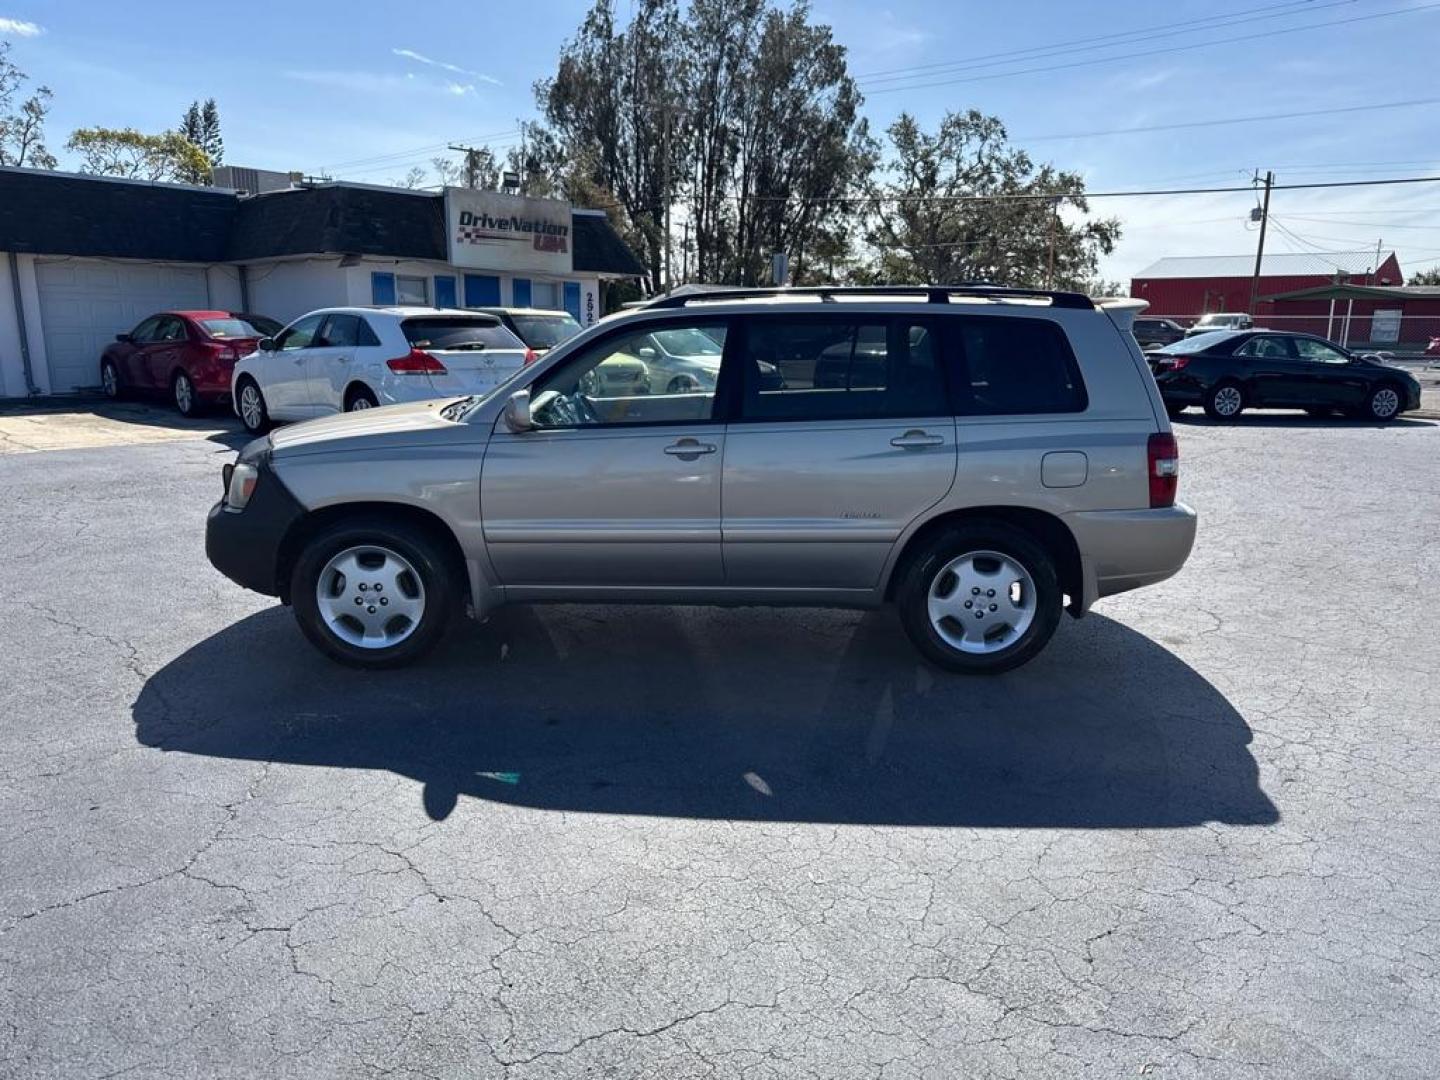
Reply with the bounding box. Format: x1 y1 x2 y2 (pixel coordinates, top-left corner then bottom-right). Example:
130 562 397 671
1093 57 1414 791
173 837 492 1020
642 284 1095 311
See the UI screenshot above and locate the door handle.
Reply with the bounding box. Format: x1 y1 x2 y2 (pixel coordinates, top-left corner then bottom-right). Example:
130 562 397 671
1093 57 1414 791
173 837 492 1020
664 439 717 458
890 430 945 448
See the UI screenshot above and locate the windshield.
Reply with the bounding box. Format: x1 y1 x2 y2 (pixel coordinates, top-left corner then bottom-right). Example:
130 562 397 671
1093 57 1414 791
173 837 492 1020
511 314 582 349
200 317 270 339
1158 330 1246 354
402 317 521 351
652 327 723 356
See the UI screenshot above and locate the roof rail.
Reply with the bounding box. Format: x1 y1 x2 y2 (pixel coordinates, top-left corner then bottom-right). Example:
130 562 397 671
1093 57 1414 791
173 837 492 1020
642 284 1095 311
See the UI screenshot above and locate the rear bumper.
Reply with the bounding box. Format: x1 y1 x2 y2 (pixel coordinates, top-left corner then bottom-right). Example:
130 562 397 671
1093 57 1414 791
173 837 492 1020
1065 503 1198 613
205 459 306 598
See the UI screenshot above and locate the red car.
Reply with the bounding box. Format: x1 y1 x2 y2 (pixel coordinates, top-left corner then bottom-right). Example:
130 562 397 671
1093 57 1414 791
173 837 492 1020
99 310 282 416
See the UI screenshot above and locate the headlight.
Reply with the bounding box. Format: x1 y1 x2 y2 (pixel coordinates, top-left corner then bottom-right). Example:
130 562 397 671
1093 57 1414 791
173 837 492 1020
225 462 258 509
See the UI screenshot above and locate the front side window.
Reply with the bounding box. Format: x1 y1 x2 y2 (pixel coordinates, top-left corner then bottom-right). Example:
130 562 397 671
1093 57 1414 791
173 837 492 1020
954 317 1087 415
396 275 428 305
319 314 361 348
738 319 944 421
276 313 324 351
1293 337 1350 364
129 316 163 343
530 322 728 428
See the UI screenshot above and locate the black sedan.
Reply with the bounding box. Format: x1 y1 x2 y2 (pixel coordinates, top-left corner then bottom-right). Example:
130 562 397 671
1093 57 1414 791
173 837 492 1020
1147 330 1422 422
1132 316 1185 351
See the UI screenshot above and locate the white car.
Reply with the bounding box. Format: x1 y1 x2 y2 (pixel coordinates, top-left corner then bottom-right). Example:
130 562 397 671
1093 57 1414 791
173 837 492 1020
231 306 531 433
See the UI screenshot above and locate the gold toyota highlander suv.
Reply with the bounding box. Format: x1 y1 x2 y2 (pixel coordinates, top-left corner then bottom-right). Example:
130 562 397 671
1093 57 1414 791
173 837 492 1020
206 286 1196 674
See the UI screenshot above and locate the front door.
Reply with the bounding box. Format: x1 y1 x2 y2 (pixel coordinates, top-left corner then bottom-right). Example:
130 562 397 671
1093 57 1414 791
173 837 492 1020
140 315 188 392
1290 335 1368 408
264 313 326 417
721 316 956 589
480 319 730 589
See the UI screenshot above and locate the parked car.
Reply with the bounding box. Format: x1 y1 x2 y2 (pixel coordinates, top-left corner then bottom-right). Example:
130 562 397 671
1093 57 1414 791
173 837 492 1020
100 311 282 417
1184 312 1253 337
206 285 1196 675
1147 330 1422 421
471 307 583 354
1132 317 1185 351
230 307 531 434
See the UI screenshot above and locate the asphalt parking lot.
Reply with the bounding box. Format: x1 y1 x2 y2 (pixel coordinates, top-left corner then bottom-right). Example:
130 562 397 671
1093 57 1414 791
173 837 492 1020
2 403 1438 1079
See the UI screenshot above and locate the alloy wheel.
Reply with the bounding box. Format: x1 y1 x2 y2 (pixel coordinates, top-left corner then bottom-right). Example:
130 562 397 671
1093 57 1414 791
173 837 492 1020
314 545 426 649
174 374 193 414
102 363 118 398
926 550 1037 655
1213 386 1242 417
239 384 264 430
1371 387 1400 419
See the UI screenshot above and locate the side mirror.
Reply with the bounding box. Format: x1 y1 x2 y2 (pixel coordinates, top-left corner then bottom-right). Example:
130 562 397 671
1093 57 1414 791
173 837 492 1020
258 337 276 352
115 333 133 344
504 389 533 432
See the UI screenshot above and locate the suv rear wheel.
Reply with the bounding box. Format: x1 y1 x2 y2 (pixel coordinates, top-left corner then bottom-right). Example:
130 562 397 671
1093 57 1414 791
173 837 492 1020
290 518 456 667
897 522 1062 674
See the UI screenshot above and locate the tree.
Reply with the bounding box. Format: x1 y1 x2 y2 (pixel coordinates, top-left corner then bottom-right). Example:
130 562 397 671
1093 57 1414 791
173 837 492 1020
536 0 684 285
1408 267 1440 286
179 98 223 168
0 41 57 169
860 111 1120 290
395 165 428 189
431 147 500 190
66 127 211 184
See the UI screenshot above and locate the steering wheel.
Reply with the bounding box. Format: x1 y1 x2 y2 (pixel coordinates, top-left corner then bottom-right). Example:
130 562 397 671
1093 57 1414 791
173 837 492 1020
532 388 599 428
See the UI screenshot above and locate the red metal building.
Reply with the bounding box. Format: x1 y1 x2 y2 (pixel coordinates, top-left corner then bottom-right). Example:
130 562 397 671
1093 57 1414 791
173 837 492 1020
1130 250 1403 323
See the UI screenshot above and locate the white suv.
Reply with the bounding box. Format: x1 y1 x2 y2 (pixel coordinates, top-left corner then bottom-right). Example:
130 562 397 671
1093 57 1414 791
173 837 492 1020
231 307 530 433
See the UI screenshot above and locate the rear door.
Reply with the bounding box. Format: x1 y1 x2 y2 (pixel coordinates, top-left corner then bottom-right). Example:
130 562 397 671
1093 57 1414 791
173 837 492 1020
1234 333 1302 404
720 315 955 589
480 318 729 589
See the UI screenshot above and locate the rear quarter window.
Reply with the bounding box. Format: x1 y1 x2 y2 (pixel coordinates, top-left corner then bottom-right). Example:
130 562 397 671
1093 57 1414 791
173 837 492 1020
950 316 1088 415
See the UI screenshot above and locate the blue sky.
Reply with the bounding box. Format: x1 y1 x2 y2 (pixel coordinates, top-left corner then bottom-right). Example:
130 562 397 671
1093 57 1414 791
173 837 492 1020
5 0 1440 280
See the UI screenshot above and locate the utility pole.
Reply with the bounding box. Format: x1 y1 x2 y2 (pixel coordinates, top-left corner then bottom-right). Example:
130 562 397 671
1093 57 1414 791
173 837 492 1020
662 104 673 293
448 144 481 189
1248 170 1273 315
1044 196 1061 289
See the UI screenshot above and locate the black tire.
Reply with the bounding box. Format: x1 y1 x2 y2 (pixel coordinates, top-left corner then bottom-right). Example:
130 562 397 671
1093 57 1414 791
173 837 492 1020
100 359 124 400
345 385 379 411
1203 381 1245 421
236 377 270 434
666 375 697 394
290 517 458 668
896 521 1063 675
1364 382 1403 422
1165 402 1187 420
172 370 202 417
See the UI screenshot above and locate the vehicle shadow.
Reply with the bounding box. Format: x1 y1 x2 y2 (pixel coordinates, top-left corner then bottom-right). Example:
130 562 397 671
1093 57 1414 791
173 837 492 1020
0 396 247 448
1173 410 1435 430
133 605 1278 829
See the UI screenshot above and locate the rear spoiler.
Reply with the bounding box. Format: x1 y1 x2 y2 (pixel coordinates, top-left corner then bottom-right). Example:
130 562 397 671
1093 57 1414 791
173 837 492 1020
1093 296 1149 333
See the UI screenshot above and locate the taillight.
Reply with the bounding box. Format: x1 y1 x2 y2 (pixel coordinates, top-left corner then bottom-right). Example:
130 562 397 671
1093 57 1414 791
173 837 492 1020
1148 432 1179 508
1167 355 1190 370
523 347 538 365
386 348 447 375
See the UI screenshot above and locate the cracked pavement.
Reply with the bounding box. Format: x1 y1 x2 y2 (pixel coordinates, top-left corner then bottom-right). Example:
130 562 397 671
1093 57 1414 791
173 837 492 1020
1 406 1437 1078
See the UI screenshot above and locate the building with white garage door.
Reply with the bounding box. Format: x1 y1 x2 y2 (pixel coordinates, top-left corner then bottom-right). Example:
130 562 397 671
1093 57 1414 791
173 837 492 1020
0 167 645 398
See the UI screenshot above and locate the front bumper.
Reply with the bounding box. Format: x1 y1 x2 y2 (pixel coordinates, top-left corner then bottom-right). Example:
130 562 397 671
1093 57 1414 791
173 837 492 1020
205 458 306 598
1065 503 1198 612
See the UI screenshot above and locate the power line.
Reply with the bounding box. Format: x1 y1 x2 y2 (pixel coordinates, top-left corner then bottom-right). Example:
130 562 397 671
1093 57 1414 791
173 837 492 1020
1020 96 1440 142
856 0 1357 86
316 129 521 173
862 3 1438 95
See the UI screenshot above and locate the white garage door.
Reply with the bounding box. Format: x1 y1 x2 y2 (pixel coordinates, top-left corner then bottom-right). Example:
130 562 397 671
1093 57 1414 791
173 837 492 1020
36 259 209 393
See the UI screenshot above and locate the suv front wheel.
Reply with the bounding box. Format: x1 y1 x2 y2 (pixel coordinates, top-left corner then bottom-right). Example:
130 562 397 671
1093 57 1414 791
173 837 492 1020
290 517 457 667
897 522 1062 675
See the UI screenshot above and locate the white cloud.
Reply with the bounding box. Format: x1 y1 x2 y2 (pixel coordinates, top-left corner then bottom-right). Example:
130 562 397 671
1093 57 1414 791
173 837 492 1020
0 15 43 36
286 69 480 97
392 48 499 86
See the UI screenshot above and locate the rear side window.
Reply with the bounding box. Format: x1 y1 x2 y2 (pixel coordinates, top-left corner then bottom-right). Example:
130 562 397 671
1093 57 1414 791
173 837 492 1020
738 318 946 421
952 317 1087 415
401 317 520 351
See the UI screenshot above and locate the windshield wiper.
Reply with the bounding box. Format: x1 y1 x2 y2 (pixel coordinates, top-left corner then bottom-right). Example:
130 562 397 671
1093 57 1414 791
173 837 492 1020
439 396 477 421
